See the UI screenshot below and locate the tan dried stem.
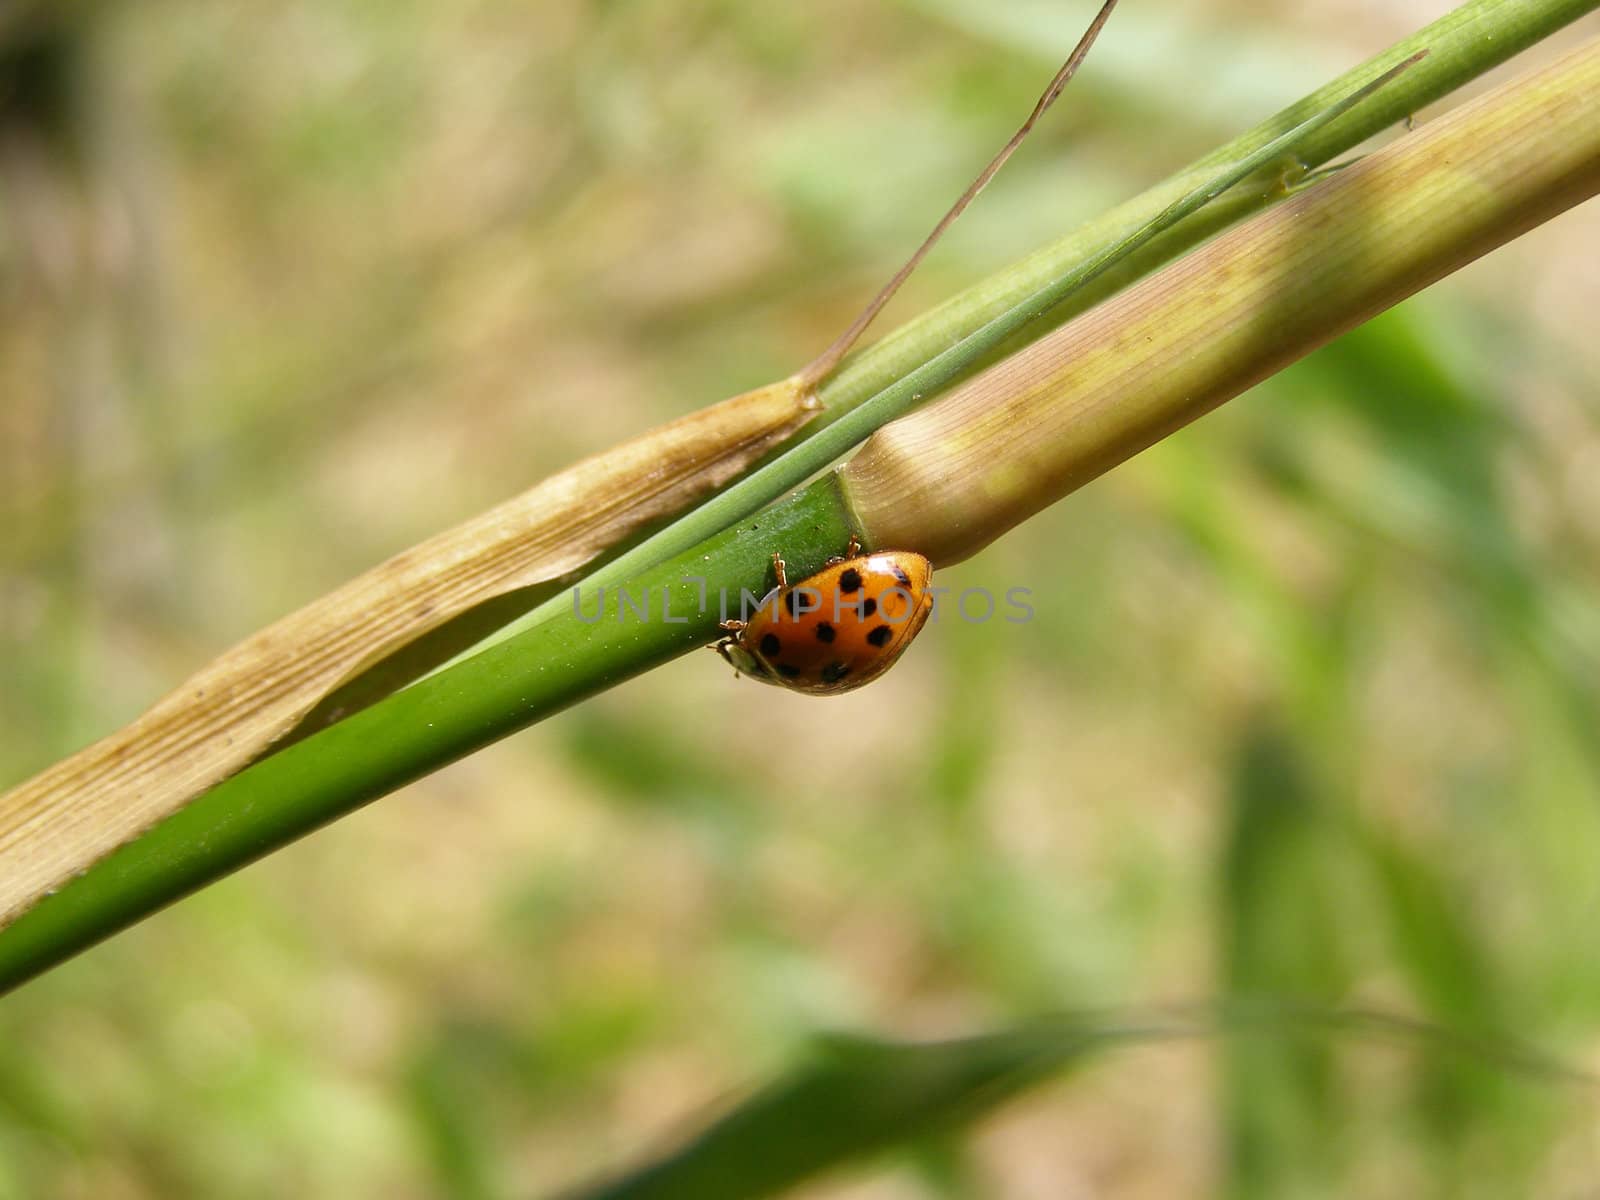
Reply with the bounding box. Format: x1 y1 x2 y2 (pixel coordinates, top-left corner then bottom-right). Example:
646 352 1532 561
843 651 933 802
842 36 1600 566
792 0 1121 393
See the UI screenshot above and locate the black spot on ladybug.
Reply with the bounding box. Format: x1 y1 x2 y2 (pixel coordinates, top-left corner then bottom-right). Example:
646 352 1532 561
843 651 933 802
776 663 802 679
782 586 819 619
891 564 912 588
860 597 877 618
759 633 781 657
867 625 893 648
814 622 836 643
838 568 863 593
821 661 851 684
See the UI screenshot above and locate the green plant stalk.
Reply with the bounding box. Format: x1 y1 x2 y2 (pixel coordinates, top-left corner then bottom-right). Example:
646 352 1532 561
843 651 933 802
0 484 857 993
447 0 1597 669
0 4 1592 992
454 54 1425 666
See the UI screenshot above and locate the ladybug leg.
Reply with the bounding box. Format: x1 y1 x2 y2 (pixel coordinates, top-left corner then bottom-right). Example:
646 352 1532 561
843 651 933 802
718 619 747 634
771 551 789 590
825 534 863 567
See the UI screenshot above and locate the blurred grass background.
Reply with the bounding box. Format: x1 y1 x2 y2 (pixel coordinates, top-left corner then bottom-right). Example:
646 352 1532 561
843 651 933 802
2 0 1599 1196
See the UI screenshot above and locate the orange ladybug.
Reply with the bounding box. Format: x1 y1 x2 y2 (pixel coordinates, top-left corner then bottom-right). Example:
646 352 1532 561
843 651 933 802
714 536 934 695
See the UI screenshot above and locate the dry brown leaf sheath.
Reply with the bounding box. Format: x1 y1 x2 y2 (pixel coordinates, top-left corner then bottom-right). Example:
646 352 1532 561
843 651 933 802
0 2 1130 928
0 381 816 924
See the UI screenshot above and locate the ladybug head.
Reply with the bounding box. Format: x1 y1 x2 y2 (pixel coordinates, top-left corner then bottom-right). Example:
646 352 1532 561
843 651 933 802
715 637 772 682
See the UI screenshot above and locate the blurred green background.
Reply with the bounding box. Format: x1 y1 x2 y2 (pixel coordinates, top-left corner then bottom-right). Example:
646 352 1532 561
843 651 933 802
2 1 1599 1196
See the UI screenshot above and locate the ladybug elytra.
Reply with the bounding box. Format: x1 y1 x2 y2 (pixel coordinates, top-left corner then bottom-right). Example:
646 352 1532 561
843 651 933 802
714 536 933 695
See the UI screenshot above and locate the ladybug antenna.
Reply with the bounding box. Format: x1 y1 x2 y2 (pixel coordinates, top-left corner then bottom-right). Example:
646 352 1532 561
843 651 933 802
793 0 1121 393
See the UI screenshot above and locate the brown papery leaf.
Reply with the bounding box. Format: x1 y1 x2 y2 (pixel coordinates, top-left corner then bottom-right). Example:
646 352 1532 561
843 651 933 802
0 379 817 926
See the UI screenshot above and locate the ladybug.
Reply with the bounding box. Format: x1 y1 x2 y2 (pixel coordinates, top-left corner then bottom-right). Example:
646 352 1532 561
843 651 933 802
714 536 934 695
